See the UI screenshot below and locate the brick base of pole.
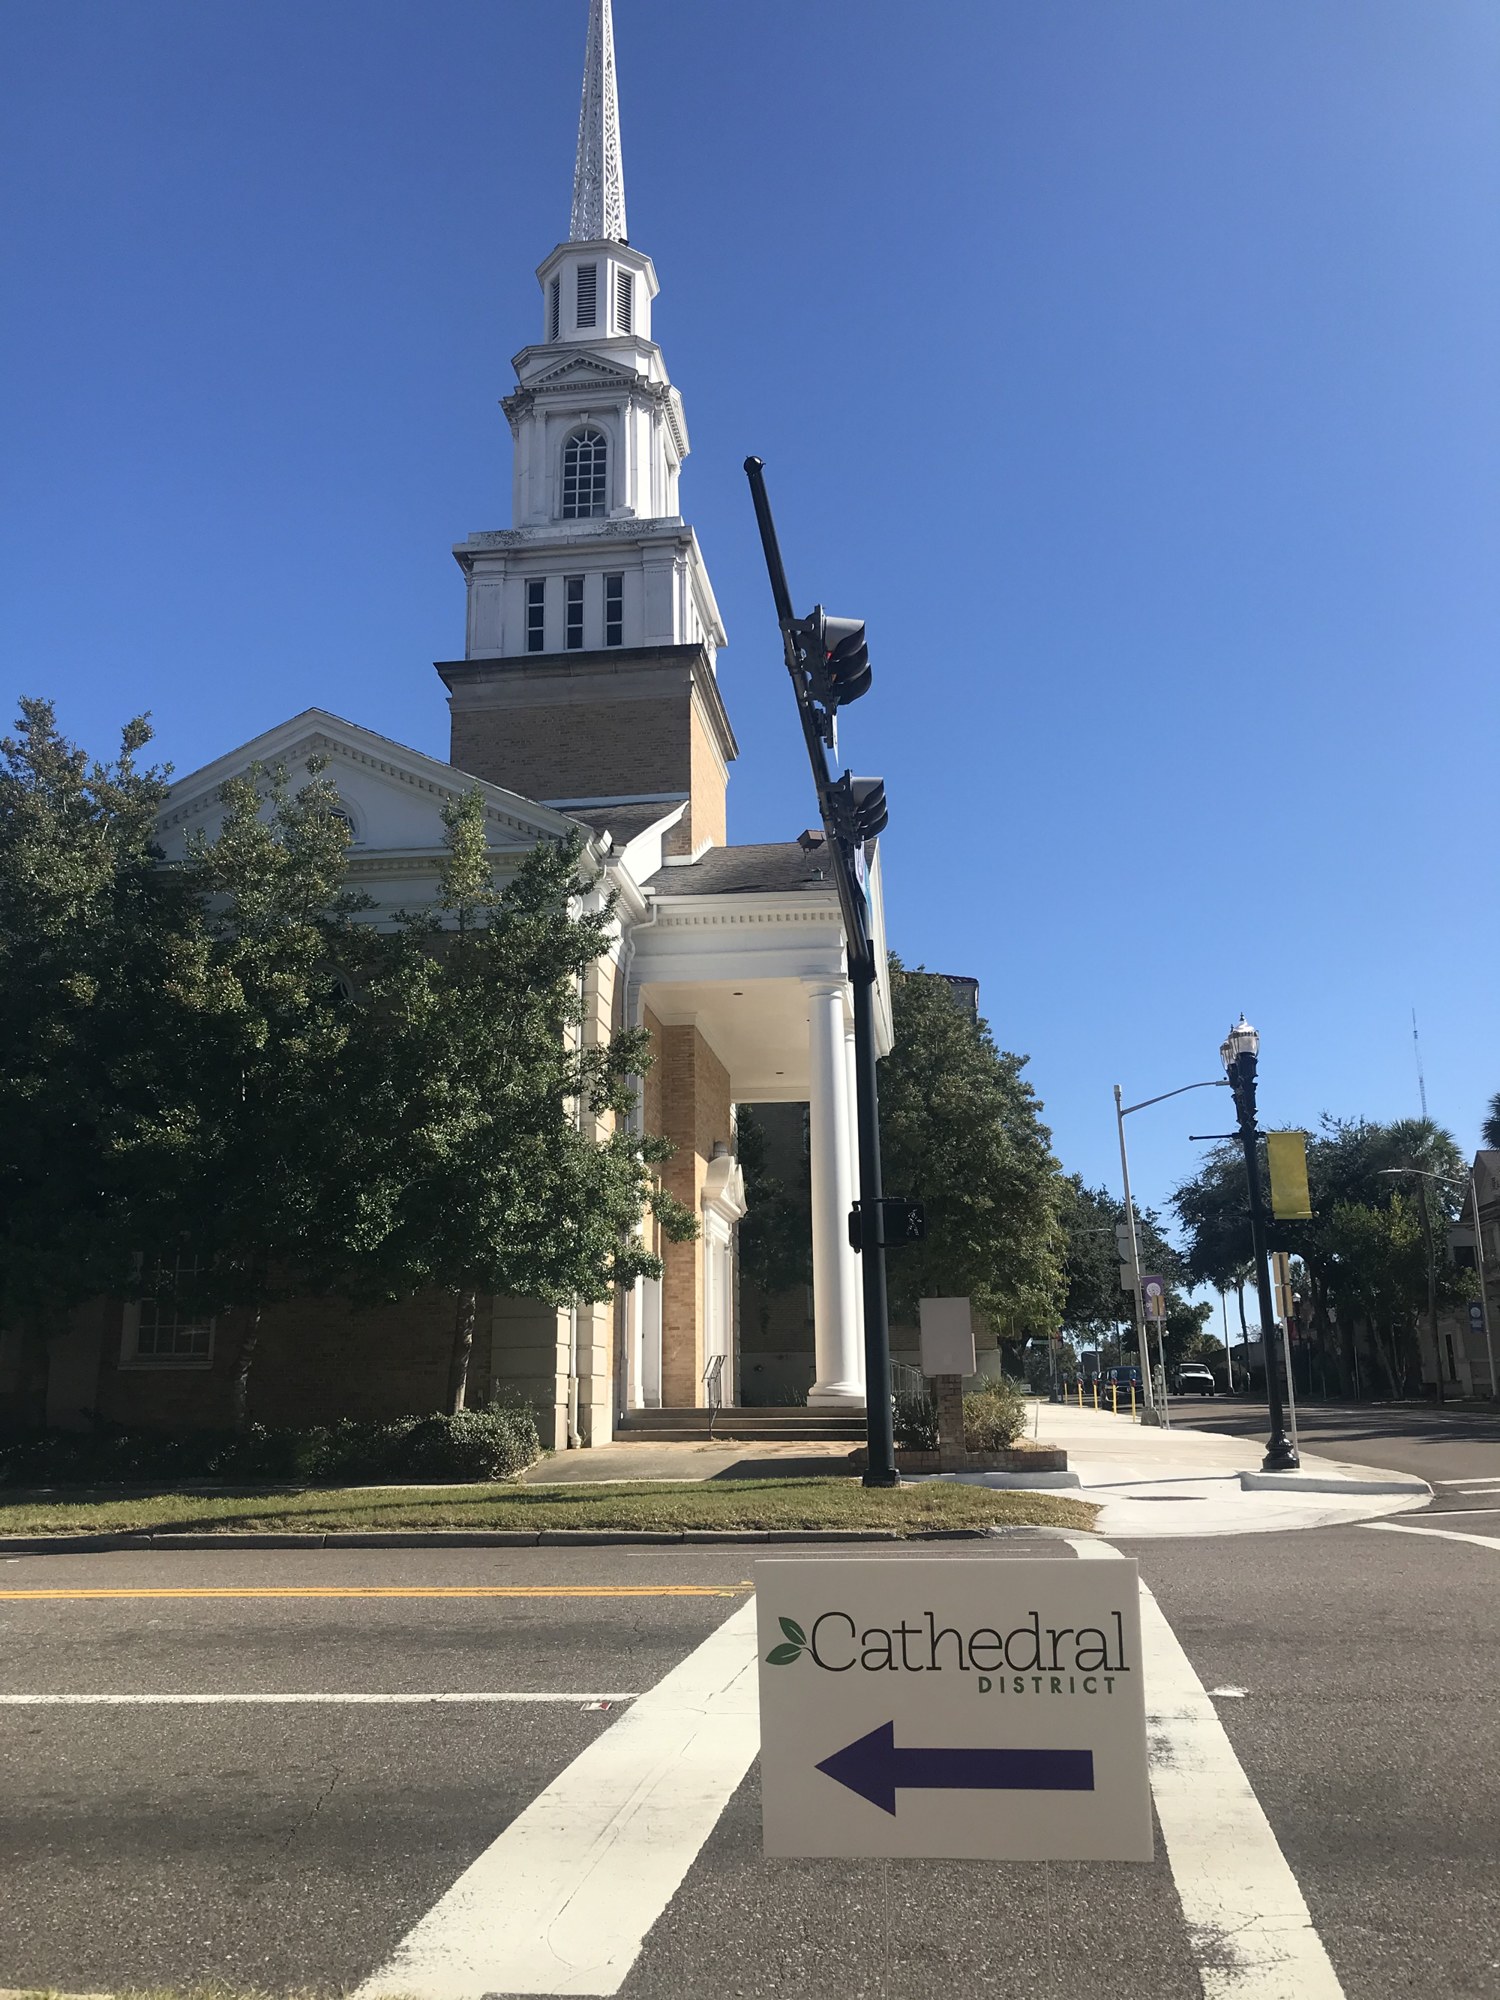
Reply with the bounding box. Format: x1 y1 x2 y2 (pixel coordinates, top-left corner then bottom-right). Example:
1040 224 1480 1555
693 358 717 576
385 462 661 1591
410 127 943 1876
935 1374 966 1471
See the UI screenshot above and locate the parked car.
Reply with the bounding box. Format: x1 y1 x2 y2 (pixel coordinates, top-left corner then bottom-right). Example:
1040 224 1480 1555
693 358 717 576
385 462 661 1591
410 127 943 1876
1172 1362 1217 1397
1099 1366 1144 1399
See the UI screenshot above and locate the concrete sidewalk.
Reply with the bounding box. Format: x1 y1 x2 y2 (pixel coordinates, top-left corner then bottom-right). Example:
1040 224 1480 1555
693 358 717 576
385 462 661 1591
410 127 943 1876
996 1398 1432 1537
520 1404 1432 1539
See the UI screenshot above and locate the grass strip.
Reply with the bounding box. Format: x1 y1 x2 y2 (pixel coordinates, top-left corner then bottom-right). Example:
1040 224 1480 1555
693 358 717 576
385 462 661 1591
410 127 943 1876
0 1477 1094 1538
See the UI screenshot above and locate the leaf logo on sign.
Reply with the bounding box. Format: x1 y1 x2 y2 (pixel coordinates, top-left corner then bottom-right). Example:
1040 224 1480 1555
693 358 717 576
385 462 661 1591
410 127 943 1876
766 1616 806 1666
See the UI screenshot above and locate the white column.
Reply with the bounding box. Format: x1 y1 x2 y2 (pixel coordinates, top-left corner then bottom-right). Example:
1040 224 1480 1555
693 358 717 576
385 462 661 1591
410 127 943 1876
640 1276 663 1408
807 982 864 1407
844 1022 867 1391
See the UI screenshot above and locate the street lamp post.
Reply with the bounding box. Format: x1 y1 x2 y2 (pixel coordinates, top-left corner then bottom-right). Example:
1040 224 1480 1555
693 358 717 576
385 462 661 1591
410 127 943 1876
1113 1076 1232 1423
1220 1016 1299 1471
1379 1165 1497 1401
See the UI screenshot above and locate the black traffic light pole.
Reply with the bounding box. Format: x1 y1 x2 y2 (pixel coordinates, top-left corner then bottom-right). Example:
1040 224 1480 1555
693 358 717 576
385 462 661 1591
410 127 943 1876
744 456 898 1488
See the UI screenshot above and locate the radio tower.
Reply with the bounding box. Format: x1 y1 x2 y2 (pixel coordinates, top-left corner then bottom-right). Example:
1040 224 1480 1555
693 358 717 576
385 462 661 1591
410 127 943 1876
1412 1008 1429 1120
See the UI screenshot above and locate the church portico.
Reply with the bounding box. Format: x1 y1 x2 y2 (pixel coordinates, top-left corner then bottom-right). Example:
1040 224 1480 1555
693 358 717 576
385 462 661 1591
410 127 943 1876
630 842 892 1415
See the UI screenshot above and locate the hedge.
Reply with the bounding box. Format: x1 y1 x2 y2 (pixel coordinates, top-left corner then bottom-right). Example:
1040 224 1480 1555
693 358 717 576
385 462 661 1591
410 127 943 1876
890 1376 1029 1454
0 1403 542 1489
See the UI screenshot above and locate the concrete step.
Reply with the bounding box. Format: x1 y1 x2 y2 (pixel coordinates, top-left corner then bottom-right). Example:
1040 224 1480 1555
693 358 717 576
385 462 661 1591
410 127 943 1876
617 1406 867 1443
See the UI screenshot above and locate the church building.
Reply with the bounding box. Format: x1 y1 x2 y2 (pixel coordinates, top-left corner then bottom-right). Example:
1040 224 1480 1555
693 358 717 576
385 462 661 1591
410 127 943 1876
44 0 893 1449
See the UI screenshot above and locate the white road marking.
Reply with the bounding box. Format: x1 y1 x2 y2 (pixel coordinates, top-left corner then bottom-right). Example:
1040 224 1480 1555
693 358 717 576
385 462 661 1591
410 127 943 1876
352 1595 759 1999
1413 1507 1500 1517
1208 1686 1249 1699
0 1692 639 1707
1065 1535 1345 1999
1364 1521 1500 1552
1440 1476 1500 1489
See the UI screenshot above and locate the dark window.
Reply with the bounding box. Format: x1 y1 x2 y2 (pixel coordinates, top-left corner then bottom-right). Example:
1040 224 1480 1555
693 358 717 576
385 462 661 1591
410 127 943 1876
565 575 585 651
604 573 624 648
526 578 546 653
548 277 560 342
130 1257 213 1363
561 428 608 519
576 262 598 327
616 270 633 333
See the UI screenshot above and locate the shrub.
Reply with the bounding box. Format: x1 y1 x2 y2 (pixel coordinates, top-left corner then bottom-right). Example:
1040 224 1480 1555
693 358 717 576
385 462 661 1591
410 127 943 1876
963 1378 1028 1452
891 1390 938 1452
0 1401 541 1489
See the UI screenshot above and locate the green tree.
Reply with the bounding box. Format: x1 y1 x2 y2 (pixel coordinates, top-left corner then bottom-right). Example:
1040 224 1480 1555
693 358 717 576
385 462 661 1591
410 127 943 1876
1172 1115 1473 1398
877 961 1064 1352
0 700 186 1421
349 798 695 1413
1055 1176 1184 1355
153 758 378 1427
1483 1094 1500 1151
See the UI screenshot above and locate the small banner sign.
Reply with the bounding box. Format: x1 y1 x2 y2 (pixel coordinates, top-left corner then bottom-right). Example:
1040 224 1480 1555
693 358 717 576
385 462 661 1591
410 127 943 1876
1267 1131 1313 1220
757 1557 1153 1861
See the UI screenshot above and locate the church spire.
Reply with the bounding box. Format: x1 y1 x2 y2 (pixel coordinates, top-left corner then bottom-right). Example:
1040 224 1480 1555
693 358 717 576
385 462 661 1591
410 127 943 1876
570 0 628 244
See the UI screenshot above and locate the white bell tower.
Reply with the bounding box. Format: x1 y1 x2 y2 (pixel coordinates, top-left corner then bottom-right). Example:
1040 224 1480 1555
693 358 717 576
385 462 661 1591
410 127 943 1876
439 0 734 856
451 0 724 668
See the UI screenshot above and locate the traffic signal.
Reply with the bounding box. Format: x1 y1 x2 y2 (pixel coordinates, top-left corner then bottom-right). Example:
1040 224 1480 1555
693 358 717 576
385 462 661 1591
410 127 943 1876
794 606 871 746
825 771 888 847
1114 1220 1135 1263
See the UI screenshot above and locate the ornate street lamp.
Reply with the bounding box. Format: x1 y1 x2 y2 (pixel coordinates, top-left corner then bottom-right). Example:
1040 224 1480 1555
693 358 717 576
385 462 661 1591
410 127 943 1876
1220 1017 1300 1471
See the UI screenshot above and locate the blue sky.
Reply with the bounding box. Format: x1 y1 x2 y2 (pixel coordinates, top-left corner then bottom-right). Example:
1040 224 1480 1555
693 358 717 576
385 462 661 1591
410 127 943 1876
3 0 1496 1234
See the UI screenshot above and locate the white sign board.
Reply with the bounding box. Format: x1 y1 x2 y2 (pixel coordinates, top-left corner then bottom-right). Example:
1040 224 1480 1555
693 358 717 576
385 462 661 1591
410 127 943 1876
756 1556 1152 1861
919 1297 976 1379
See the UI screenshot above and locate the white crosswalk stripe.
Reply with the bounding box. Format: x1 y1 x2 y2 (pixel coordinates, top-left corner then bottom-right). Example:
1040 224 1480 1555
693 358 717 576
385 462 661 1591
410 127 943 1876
352 1597 760 1998
1069 1535 1345 1999
1364 1520 1500 1553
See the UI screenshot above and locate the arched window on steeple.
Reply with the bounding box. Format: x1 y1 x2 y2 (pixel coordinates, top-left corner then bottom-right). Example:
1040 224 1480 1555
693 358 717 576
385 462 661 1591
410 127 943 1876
561 427 608 520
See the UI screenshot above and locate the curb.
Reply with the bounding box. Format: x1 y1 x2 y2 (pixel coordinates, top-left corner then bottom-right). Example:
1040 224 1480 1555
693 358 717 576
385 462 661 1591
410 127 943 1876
901 1470 1082 1490
1237 1471 1432 1497
0 1526 1007 1553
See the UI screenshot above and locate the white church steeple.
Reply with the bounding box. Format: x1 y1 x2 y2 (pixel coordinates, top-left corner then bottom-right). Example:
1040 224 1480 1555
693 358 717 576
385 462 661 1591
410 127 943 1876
442 0 733 855
571 0 628 245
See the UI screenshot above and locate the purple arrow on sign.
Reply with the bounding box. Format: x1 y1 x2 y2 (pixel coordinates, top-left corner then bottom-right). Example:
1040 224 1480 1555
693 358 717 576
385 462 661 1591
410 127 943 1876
816 1721 1094 1817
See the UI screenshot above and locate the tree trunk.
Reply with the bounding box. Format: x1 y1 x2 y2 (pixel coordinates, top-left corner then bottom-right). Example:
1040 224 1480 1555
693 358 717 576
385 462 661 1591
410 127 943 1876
19 1321 52 1430
1371 1319 1403 1400
447 1288 477 1415
1312 1273 1348 1398
231 1302 262 1433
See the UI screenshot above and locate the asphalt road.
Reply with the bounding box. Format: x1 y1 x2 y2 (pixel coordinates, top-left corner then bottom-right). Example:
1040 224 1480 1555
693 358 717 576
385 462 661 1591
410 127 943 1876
1174 1395 1500 1494
0 1511 1496 2000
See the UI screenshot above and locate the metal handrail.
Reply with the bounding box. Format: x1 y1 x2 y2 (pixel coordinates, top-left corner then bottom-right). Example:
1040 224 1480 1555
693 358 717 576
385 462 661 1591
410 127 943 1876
890 1361 932 1407
702 1353 725 1438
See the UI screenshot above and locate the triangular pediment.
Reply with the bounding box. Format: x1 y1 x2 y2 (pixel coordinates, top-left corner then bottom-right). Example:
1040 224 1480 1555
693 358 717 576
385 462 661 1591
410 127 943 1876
525 348 639 391
158 708 592 861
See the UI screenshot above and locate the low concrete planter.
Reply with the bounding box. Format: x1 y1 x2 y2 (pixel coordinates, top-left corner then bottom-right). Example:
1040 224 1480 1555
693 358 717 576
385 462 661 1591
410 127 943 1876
851 1445 1069 1474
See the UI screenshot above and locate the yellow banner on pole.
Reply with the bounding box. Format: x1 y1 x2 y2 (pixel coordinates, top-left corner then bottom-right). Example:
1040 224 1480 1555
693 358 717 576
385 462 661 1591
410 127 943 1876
1267 1130 1313 1220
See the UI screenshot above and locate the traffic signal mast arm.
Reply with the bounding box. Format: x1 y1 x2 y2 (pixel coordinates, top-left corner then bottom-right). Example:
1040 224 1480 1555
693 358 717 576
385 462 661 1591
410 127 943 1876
743 457 875 978
743 454 898 1489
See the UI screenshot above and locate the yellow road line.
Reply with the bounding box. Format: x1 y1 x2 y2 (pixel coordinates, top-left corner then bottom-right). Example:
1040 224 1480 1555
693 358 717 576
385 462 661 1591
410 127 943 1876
0 1584 752 1602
